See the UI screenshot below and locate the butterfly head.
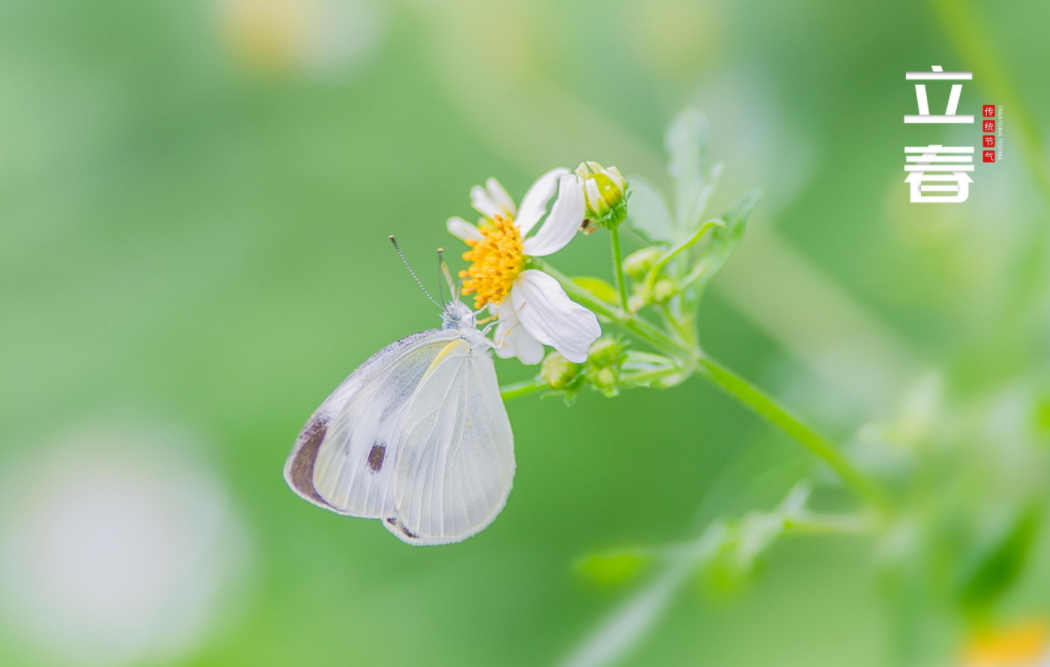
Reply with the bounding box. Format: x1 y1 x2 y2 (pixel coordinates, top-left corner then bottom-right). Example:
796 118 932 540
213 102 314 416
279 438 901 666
441 301 476 331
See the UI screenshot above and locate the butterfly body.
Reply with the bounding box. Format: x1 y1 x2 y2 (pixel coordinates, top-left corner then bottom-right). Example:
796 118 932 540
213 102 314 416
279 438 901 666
284 302 515 545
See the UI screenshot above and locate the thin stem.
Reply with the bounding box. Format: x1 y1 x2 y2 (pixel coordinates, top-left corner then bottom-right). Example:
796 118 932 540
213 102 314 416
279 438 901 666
529 257 693 361
500 378 547 401
642 220 721 298
693 356 890 513
609 227 630 312
619 367 683 387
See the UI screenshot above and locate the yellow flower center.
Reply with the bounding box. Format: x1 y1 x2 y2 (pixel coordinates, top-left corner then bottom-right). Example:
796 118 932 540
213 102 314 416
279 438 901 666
459 215 524 309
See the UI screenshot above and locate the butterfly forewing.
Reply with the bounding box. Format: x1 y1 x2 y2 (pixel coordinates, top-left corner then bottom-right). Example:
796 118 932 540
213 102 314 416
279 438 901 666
284 330 457 516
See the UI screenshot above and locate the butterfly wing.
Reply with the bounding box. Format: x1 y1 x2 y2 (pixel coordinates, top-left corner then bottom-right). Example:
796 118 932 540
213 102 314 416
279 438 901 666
284 329 460 518
384 337 515 545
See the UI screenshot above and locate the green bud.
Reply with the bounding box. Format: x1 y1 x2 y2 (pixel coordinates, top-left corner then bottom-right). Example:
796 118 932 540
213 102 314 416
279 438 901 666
575 161 628 230
585 336 626 398
627 293 644 313
541 351 582 391
587 336 624 368
653 278 676 302
623 247 662 281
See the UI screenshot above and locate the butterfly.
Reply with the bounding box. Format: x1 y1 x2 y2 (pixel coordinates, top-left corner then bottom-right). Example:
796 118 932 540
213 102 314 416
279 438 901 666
284 242 515 545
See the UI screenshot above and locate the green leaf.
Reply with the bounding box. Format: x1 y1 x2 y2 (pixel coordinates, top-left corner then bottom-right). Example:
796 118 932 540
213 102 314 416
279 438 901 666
698 484 810 596
574 548 655 586
681 189 761 293
687 162 724 235
955 504 1042 613
572 276 619 305
665 108 708 233
624 178 675 245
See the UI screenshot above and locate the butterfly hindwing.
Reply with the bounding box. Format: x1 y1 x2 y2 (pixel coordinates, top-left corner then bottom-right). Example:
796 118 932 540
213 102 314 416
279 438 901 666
387 339 515 545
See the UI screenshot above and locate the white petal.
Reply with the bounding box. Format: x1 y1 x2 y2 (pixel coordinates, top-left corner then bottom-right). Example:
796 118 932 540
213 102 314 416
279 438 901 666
584 178 603 210
515 167 568 236
522 174 585 257
447 216 483 242
511 270 600 363
471 185 502 219
494 300 544 364
485 178 517 217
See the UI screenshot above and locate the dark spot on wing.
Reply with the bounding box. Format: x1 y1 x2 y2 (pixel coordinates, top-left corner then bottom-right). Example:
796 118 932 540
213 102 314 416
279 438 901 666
289 416 329 505
367 442 386 473
385 517 419 539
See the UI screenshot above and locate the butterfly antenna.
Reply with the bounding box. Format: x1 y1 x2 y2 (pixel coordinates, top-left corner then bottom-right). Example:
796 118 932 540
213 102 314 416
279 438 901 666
437 248 446 306
438 252 459 305
389 236 440 308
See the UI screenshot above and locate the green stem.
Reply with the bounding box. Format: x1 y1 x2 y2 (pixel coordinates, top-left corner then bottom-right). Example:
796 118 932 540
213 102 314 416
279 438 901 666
609 227 630 312
642 220 721 299
500 378 547 401
693 356 890 513
619 367 682 386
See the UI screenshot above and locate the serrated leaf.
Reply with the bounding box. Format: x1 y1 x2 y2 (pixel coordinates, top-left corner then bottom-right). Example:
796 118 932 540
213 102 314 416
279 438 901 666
665 109 708 233
572 276 619 304
575 548 655 586
683 189 761 293
624 178 675 245
683 162 724 237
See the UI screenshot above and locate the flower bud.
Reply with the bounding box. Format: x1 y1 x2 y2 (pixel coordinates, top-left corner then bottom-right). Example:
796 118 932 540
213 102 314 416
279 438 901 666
575 161 628 230
623 247 662 280
653 278 676 302
541 351 582 391
593 368 616 391
585 336 626 398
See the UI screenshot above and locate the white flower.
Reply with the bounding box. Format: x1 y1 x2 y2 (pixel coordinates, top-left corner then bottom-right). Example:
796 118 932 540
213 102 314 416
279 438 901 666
446 169 601 364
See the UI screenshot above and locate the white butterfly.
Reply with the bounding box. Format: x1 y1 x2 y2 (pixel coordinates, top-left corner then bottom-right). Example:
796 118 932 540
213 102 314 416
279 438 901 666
284 293 515 546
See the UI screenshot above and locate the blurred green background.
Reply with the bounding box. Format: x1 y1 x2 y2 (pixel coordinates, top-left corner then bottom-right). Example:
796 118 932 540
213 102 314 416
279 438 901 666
2 0 1049 666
